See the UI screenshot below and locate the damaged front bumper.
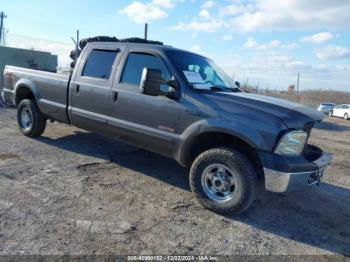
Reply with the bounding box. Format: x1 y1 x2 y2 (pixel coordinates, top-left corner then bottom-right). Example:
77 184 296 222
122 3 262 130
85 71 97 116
259 145 332 193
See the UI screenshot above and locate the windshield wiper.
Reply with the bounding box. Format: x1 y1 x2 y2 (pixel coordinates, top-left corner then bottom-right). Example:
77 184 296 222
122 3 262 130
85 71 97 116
191 84 241 93
209 85 241 92
209 85 226 91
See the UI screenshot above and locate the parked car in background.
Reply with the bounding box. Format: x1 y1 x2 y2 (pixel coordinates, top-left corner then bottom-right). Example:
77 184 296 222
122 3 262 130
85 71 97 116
317 102 335 115
329 104 350 120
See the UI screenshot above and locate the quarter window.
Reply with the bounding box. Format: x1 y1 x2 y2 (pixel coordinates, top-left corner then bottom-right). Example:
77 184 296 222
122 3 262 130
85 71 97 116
121 53 171 85
82 49 118 79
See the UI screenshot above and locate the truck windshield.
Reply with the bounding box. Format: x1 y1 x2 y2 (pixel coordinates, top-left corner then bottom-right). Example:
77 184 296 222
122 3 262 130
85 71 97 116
166 50 237 92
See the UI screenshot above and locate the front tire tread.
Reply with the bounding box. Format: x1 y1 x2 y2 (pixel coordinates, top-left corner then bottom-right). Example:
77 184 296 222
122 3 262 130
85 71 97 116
190 148 257 215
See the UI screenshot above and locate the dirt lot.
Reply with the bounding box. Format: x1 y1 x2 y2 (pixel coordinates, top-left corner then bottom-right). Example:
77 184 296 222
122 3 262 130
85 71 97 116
0 105 349 256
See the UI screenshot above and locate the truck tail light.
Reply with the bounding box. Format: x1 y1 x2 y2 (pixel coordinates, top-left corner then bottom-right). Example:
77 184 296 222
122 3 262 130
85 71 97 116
4 72 15 79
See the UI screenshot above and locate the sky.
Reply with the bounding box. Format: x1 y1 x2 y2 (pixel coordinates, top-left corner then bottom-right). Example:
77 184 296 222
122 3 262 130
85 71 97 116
1 0 350 91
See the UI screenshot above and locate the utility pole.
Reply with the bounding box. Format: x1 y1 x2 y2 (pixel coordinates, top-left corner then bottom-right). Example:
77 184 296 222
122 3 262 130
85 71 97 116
266 82 270 95
144 23 148 40
0 11 7 46
245 78 249 89
296 73 300 98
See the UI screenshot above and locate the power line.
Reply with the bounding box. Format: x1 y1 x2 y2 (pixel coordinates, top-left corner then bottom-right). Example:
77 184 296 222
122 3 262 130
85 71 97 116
9 33 71 45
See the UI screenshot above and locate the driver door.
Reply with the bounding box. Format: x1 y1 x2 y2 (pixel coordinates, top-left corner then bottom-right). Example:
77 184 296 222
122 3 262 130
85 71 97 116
107 49 183 157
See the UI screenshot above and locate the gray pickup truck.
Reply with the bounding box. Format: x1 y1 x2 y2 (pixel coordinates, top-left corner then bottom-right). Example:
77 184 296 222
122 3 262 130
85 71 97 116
2 40 332 214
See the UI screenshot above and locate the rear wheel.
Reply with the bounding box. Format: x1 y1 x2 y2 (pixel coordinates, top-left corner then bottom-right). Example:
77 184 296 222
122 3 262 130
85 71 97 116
344 113 349 120
190 148 257 214
329 111 333 117
17 99 46 137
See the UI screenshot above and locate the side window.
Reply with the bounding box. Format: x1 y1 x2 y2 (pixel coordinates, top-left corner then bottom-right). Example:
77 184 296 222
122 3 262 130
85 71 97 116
121 53 171 86
82 49 118 79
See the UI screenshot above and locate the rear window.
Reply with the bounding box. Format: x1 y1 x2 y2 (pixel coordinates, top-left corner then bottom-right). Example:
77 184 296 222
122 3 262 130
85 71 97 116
82 49 118 79
321 103 334 107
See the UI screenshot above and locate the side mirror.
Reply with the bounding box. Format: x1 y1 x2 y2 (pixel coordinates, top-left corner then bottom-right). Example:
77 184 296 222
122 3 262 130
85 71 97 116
235 81 241 88
140 68 178 98
140 68 163 96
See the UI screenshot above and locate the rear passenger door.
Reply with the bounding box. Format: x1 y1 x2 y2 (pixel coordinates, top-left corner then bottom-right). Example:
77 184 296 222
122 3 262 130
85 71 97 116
69 46 121 133
108 50 183 157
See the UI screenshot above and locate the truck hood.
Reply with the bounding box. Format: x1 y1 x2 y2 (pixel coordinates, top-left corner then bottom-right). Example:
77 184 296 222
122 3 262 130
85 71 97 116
204 92 325 128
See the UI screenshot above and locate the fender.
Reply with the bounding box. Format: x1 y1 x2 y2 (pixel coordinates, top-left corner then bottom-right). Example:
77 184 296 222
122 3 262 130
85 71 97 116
175 117 270 166
14 79 41 106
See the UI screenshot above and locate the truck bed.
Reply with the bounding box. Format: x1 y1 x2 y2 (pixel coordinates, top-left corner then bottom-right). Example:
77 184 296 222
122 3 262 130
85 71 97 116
3 65 70 123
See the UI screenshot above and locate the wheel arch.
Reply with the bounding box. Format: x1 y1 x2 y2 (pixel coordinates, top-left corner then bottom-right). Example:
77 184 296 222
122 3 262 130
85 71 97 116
14 80 39 106
177 130 265 181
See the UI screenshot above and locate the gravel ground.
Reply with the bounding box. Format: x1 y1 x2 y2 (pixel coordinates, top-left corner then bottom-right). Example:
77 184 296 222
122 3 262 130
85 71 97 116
0 105 349 256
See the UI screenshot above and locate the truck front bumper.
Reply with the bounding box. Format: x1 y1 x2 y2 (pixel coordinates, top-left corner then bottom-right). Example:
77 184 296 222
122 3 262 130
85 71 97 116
259 146 332 193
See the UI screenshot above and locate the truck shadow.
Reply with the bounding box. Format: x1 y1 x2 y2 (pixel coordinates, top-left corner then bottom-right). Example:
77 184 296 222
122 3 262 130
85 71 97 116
36 130 190 191
314 120 350 132
233 184 350 256
36 131 350 256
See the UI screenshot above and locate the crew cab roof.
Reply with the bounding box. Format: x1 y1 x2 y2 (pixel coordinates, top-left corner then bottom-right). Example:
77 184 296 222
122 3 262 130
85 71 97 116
85 41 207 58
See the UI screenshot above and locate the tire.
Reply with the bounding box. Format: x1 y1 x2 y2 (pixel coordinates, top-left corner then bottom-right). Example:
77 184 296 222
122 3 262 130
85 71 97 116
190 148 257 214
345 113 349 120
329 111 333 117
17 99 46 137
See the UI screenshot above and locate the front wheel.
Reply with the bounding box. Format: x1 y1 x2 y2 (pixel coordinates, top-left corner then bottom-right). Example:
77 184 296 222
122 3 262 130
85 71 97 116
17 99 47 137
344 113 349 120
190 148 257 214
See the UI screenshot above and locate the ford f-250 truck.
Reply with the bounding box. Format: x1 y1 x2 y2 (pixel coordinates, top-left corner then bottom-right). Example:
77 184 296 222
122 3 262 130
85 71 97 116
2 40 332 214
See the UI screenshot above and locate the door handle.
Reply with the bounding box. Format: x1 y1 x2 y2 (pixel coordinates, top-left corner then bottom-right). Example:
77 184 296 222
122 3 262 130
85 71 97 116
112 91 119 103
76 85 80 94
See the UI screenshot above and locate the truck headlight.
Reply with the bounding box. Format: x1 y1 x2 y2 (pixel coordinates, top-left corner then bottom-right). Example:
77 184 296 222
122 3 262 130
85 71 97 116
275 131 308 156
